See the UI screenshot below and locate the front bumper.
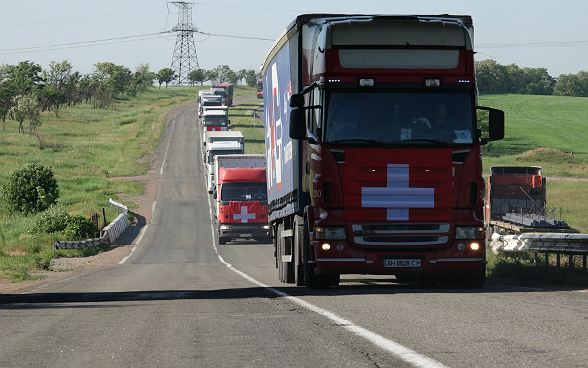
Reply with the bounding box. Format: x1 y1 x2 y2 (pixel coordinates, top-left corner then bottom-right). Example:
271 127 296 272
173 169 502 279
310 239 485 276
218 223 270 240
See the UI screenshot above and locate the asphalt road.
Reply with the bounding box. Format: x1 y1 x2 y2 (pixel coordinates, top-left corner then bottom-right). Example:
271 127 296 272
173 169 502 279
1 98 588 368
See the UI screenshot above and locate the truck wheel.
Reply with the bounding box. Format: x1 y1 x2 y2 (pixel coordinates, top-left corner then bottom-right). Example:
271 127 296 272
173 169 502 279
218 237 228 245
303 220 331 289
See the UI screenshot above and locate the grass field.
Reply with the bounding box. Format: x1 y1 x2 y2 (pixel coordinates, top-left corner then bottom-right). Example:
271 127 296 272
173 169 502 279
1 89 587 284
0 85 255 281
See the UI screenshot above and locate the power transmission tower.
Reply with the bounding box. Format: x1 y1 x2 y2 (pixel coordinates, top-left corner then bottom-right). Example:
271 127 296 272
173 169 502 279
169 2 199 85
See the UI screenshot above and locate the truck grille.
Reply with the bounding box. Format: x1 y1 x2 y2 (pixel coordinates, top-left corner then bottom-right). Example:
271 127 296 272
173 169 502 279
351 223 450 246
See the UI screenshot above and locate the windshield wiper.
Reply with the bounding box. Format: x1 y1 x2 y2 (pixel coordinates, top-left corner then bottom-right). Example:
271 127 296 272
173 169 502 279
329 139 388 146
401 139 449 146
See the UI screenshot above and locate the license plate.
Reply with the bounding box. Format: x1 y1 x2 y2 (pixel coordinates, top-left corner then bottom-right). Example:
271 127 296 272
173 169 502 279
384 259 421 268
239 233 252 238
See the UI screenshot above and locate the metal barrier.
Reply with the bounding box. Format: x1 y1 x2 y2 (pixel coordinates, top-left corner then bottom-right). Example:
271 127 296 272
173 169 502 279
52 199 129 252
490 232 588 269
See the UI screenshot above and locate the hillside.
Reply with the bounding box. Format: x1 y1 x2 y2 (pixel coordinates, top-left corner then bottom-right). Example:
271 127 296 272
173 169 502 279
479 94 588 178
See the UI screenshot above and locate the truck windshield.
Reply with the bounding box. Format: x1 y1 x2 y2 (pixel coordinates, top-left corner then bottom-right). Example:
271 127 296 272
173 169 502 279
203 116 226 125
221 182 267 201
324 91 474 146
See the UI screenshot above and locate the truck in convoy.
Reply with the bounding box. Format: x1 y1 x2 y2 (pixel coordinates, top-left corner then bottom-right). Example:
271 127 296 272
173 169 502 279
212 84 234 107
199 93 222 118
214 154 270 244
204 131 245 193
201 106 230 142
256 80 263 99
261 14 505 288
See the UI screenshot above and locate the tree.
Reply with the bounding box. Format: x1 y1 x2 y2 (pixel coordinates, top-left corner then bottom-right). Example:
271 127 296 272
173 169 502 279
2 163 59 215
1 61 43 122
237 69 248 85
553 73 585 97
134 63 155 90
475 59 508 94
206 69 219 85
522 67 555 95
245 69 258 87
212 65 234 84
156 68 176 89
187 69 207 86
8 94 40 133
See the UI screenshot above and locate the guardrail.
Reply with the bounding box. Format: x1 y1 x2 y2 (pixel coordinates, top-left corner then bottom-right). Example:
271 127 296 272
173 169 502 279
53 199 129 252
490 232 588 269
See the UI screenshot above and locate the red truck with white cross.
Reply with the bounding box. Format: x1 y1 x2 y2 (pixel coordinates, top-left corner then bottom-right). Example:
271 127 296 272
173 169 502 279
261 14 505 288
214 154 270 244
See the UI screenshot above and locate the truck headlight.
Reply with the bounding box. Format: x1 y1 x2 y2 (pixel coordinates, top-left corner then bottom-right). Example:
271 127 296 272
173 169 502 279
455 227 483 239
315 227 346 240
220 224 230 230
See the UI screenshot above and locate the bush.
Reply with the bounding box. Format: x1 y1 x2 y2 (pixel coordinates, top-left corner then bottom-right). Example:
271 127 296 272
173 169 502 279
63 214 98 240
2 163 59 215
29 206 70 235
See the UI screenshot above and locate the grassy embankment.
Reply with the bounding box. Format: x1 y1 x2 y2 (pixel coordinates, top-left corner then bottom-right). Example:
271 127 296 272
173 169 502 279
0 85 241 281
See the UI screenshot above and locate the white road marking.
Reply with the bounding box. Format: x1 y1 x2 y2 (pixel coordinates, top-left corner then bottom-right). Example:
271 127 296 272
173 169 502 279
118 201 155 265
206 191 448 368
118 246 137 265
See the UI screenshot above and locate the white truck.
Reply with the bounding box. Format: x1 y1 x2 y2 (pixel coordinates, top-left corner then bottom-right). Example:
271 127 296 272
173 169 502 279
201 106 230 143
198 93 222 118
204 131 245 193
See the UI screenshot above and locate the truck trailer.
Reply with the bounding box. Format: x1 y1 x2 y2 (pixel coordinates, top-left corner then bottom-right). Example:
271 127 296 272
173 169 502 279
261 14 504 288
214 154 270 244
204 131 245 194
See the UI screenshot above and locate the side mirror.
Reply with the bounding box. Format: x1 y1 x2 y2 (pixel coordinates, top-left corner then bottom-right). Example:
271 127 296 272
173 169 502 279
290 93 304 108
289 107 306 140
477 106 504 144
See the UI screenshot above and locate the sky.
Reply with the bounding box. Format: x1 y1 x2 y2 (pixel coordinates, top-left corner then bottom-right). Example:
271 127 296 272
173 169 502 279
1 0 588 78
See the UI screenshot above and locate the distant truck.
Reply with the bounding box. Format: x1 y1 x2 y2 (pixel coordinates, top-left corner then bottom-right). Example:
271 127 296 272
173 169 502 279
484 166 588 257
256 80 263 99
199 93 222 118
212 84 234 107
261 14 504 288
485 166 577 236
214 154 270 244
201 106 230 142
204 131 245 193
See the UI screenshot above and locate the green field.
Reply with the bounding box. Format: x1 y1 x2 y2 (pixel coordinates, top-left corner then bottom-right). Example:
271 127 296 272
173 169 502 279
1 89 587 283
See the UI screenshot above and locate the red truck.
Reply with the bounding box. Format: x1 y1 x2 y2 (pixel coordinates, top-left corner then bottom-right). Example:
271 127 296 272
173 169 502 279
256 80 263 99
212 84 234 107
214 154 270 244
261 14 505 288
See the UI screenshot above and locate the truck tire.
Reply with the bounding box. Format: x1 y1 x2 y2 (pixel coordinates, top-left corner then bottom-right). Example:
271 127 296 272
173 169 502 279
303 219 332 289
218 237 228 245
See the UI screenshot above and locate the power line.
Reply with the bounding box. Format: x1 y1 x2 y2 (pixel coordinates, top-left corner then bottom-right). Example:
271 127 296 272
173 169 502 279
0 32 173 54
0 29 272 56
